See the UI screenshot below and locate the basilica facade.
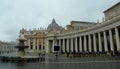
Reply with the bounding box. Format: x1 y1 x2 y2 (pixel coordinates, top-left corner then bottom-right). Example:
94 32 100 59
20 2 120 55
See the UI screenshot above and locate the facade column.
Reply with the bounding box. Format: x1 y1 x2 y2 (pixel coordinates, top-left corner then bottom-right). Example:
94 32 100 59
109 29 114 51
41 39 43 50
115 27 120 51
27 38 30 46
84 36 87 52
62 39 65 53
88 35 92 52
75 37 78 52
43 38 45 50
98 33 102 52
79 37 82 52
51 40 54 52
28 39 31 49
103 31 108 52
71 38 73 52
93 34 97 52
42 38 45 50
67 38 69 52
36 38 38 50
33 39 36 50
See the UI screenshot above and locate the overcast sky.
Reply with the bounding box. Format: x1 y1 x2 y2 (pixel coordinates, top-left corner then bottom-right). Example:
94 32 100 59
0 0 119 41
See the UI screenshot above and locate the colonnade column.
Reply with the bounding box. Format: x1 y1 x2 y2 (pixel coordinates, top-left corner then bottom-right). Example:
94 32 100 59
59 39 61 52
115 27 120 51
75 37 78 52
98 33 102 52
84 36 87 52
88 35 92 52
62 39 65 53
67 38 69 52
71 38 73 52
79 37 82 52
93 34 97 52
109 29 114 51
46 39 49 53
103 31 108 52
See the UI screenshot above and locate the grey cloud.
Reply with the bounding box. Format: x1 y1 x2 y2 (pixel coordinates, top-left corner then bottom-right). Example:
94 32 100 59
0 0 119 41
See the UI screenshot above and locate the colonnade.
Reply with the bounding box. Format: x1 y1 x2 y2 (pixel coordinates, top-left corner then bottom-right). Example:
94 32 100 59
0 44 15 54
47 27 120 54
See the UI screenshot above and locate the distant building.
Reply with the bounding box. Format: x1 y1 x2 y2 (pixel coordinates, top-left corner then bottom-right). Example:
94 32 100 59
0 41 16 53
104 2 120 21
66 21 97 30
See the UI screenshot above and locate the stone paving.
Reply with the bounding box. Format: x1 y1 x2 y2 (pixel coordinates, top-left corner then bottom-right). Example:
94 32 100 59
0 53 120 69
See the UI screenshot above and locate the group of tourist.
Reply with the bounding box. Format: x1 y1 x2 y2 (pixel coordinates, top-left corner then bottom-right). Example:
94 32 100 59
65 51 120 58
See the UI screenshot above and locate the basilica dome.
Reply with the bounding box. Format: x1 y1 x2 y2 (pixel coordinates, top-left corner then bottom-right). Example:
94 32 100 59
47 18 60 30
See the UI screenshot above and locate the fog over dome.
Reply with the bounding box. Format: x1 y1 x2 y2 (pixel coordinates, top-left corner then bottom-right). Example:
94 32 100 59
47 18 60 30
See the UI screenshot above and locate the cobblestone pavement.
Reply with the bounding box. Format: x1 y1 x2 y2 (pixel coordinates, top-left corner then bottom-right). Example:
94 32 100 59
0 53 120 69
